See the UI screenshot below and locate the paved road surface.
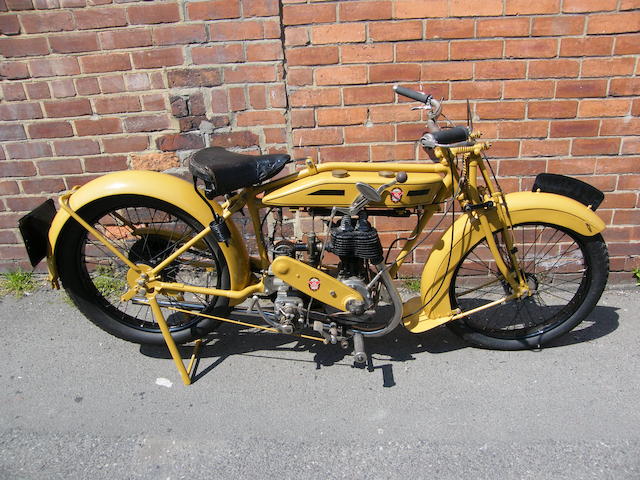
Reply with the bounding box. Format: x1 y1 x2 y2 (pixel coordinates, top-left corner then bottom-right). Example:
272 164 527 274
1 288 638 479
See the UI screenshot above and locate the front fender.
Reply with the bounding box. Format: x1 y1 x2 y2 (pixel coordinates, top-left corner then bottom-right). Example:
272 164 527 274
404 191 606 333
47 170 251 300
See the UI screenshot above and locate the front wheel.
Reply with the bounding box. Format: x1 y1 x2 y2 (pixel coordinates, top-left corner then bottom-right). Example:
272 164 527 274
448 222 608 350
57 195 230 345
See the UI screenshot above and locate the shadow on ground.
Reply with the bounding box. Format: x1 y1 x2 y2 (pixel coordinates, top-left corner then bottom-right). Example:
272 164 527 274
139 304 619 386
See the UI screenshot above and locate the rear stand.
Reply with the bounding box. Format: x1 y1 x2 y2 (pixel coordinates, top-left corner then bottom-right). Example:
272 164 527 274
148 294 202 386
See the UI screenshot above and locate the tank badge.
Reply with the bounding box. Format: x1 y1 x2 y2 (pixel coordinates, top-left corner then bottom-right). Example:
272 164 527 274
308 277 321 291
390 187 404 203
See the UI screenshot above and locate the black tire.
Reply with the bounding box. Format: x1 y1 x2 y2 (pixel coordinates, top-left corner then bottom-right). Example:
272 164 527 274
57 195 230 345
448 222 608 350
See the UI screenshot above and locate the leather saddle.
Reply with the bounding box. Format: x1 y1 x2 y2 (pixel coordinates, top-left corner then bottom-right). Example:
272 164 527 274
189 147 291 196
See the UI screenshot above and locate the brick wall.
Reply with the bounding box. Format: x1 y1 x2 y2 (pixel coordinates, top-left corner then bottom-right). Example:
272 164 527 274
0 0 638 283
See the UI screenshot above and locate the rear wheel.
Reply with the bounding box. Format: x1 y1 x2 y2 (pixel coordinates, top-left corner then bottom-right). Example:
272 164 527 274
448 222 608 350
57 195 230 345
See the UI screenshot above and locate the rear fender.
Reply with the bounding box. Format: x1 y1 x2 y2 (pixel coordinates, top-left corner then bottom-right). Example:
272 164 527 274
47 170 251 302
404 191 606 333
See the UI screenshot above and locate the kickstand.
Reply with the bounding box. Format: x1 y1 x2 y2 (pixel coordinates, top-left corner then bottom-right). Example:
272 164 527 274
148 294 202 385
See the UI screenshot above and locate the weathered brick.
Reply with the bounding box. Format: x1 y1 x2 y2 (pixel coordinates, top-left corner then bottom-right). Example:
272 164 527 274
556 79 607 98
346 125 394 143
242 0 278 17
0 181 20 196
153 24 207 46
236 110 286 126
192 44 244 64
54 138 100 156
588 12 640 34
560 37 614 57
29 57 80 77
22 178 65 194
611 77 640 96
317 107 367 126
102 135 149 153
452 81 502 100
578 99 631 117
98 28 152 49
550 120 599 138
451 40 504 60
532 16 584 36
224 65 276 83
246 41 283 62
50 78 76 98
93 95 141 114
316 66 367 86
210 131 258 148
6 142 52 159
529 100 577 119
291 109 314 128
342 44 394 64
563 0 617 12
283 3 336 25
0 102 42 120
0 14 21 35
394 0 447 19
186 0 240 20
209 20 272 41
505 38 558 58
312 23 366 45
506 0 560 15
74 7 127 29
0 61 29 79
451 0 503 16
371 20 423 41
0 161 37 177
426 18 473 39
477 17 530 37
476 102 526 120
287 46 338 66
131 152 179 171
344 85 394 105
80 52 131 74
156 133 204 151
2 83 26 101
123 114 170 133
601 118 640 136
0 124 26 141
582 57 636 77
369 64 421 82
396 41 448 62
529 59 579 78
37 158 82 175
572 138 621 156
49 32 99 54
503 80 554 98
0 36 48 57
293 127 342 146
43 98 91 118
131 47 183 69
75 117 122 136
498 121 549 139
19 10 72 32
615 34 640 55
84 155 128 173
127 2 179 24
369 105 420 123
167 68 222 87
421 62 473 81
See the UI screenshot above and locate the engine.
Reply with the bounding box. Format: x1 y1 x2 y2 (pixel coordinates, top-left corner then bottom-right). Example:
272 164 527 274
328 212 384 275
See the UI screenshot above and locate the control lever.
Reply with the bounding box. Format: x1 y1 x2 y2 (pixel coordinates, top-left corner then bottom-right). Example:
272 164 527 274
347 171 408 215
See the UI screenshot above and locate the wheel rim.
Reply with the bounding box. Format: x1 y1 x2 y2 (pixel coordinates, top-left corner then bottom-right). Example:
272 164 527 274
451 223 590 340
76 200 223 333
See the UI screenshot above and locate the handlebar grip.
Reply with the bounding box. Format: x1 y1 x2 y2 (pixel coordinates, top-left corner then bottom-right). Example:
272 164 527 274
431 126 469 145
393 85 430 103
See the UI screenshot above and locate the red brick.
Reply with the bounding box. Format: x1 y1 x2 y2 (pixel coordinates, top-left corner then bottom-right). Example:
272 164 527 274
547 158 595 175
50 78 76 98
345 125 394 143
342 44 394 63
242 0 278 17
0 124 26 141
396 123 427 141
317 107 367 126
6 142 52 159
153 24 207 46
293 127 342 146
0 161 36 177
369 105 421 124
74 7 126 29
622 138 640 155
20 10 72 33
93 95 141 114
563 0 617 12
316 66 367 86
246 41 283 62
0 102 42 120
601 118 640 136
370 20 423 41
588 12 640 34
420 62 473 81
0 36 47 57
394 0 445 18
370 144 415 161
559 37 614 57
248 85 266 109
477 17 530 37
424 18 472 39
618 175 640 190
340 1 390 21
582 57 636 77
236 110 286 126
452 81 502 100
451 40 503 60
79 52 131 74
103 135 149 153
476 102 526 120
287 68 312 86
192 44 244 64
54 138 100 156
23 81 48 99
451 0 502 16
529 59 579 78
578 99 631 117
0 181 20 195
49 32 98 54
287 45 338 66
573 138 621 156
290 88 340 108
28 121 71 139
319 145 369 163
74 118 122 136
210 131 258 148
187 0 240 20
228 87 246 112
0 61 29 80
98 28 152 49
43 98 91 118
291 109 314 128
475 61 526 80
124 114 170 133
0 14 21 35
312 23 366 45
142 93 166 112
499 159 547 175
285 26 308 47
131 47 183 69
21 178 65 194
528 100 577 119
60 0 86 7
556 79 607 98
128 2 179 24
369 64 421 83
498 121 548 139
225 64 276 83
99 74 124 94
29 57 80 77
344 85 394 105
620 0 640 9
505 38 558 58
550 120 599 138
615 34 640 55
2 83 26 101
503 80 554 99
596 156 640 174
84 155 128 173
506 0 560 14
396 41 448 62
167 68 221 87
209 20 273 41
532 16 584 36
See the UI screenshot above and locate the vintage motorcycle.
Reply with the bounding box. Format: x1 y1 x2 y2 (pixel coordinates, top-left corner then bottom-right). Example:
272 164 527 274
20 85 609 385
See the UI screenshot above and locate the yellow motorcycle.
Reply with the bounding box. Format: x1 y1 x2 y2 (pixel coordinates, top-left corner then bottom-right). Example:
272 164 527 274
20 85 609 384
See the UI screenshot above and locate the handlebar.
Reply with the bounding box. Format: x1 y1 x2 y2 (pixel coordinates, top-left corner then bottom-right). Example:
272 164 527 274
392 85 431 103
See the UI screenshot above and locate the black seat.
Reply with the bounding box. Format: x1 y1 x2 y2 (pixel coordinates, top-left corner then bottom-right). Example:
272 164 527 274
189 147 290 196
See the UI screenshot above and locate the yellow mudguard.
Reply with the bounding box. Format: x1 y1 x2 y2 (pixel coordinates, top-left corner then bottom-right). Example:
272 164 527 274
405 191 606 333
47 170 251 302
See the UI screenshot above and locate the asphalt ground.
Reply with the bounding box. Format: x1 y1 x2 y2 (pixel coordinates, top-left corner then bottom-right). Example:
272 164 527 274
1 287 639 479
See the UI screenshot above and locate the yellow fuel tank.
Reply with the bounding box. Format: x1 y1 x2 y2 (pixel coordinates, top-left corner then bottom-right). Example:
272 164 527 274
262 170 444 208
